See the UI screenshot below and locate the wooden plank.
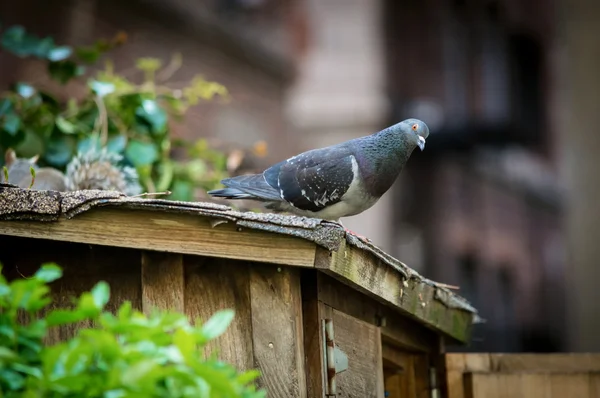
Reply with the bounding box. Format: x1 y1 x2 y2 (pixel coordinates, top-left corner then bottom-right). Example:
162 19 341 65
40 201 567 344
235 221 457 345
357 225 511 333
184 255 254 371
316 272 437 352
248 264 307 397
141 251 184 313
0 208 317 267
301 271 327 398
315 244 474 344
0 237 142 344
489 353 600 372
330 307 385 398
464 373 600 398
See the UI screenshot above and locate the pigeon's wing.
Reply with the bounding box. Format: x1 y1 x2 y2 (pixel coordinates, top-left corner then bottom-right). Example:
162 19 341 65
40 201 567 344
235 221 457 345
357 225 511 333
263 145 356 212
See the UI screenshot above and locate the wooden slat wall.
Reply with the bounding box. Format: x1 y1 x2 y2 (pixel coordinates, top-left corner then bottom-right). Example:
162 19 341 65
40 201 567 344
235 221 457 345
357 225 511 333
0 236 307 398
465 372 600 398
445 353 600 398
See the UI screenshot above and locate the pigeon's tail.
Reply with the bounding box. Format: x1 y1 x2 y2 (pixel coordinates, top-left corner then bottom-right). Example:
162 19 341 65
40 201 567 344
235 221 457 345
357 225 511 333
207 174 282 202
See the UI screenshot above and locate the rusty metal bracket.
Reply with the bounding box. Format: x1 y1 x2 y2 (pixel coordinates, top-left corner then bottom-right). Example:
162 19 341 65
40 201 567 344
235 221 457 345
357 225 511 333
322 318 349 396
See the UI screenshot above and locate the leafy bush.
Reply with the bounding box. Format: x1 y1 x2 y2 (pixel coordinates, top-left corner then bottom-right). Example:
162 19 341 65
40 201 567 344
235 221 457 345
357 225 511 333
0 263 265 397
0 24 232 200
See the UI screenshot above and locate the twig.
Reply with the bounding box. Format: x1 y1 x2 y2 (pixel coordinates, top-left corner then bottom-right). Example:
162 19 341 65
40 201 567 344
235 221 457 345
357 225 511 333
93 95 109 146
156 53 183 83
131 190 172 198
435 282 460 290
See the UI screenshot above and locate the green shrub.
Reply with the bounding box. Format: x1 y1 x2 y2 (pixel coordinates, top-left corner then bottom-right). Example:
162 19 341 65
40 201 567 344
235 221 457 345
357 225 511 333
0 24 231 200
0 263 265 397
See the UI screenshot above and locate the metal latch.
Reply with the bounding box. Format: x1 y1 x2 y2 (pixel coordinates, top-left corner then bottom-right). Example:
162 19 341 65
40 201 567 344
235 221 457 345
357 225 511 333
322 318 349 396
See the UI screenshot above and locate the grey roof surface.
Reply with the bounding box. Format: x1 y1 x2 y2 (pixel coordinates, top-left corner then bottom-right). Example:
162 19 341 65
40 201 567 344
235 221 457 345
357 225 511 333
0 184 478 316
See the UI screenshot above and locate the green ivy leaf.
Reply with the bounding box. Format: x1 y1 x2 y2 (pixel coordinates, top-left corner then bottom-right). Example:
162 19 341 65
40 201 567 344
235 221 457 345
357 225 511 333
34 264 62 283
14 82 36 98
47 46 72 62
0 98 13 117
89 80 115 98
55 116 77 134
169 179 194 201
48 60 85 84
15 129 44 158
2 114 21 135
201 309 235 340
135 100 167 135
90 281 110 309
77 135 101 154
0 129 25 148
106 135 127 153
125 140 158 167
44 135 75 167
46 309 87 327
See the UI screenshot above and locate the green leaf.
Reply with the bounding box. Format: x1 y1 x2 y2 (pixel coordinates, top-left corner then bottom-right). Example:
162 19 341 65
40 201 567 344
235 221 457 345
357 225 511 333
169 179 194 201
55 116 77 134
15 129 44 158
48 60 85 84
77 135 101 154
2 166 8 183
0 128 25 149
106 135 127 153
2 113 20 135
156 160 174 192
0 98 13 117
46 309 87 326
89 80 115 98
75 46 102 63
44 135 75 167
135 57 162 73
201 309 234 340
125 140 158 167
47 45 72 62
90 281 110 309
135 100 167 135
34 264 62 283
14 82 35 98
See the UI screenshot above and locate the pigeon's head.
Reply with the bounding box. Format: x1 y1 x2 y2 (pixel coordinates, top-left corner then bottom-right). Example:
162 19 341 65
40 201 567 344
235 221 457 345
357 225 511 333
400 118 429 151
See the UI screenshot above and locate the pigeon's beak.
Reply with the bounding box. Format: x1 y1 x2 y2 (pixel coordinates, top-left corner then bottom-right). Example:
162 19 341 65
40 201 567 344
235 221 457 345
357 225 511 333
417 136 426 151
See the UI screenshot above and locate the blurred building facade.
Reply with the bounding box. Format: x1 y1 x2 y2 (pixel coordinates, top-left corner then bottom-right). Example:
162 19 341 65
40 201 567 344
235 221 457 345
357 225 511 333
1 0 573 352
286 0 565 352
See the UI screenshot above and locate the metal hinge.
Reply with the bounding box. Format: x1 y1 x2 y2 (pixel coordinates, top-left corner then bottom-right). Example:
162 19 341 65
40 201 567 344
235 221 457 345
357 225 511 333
322 318 349 396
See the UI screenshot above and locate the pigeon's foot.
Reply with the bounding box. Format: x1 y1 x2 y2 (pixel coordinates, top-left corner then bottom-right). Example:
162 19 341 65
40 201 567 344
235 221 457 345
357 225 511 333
337 220 372 243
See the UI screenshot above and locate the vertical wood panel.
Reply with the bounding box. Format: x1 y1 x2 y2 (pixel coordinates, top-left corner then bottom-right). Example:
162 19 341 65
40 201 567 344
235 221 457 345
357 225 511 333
332 307 385 398
184 255 254 371
301 270 326 398
0 237 142 345
141 251 184 313
249 264 307 397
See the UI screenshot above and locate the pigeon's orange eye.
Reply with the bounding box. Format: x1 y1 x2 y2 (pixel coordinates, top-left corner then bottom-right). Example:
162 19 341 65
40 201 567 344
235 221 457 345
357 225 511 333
411 124 419 131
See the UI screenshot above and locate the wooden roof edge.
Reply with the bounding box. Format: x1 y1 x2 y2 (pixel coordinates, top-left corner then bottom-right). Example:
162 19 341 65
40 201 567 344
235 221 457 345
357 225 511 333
315 241 480 344
0 186 479 341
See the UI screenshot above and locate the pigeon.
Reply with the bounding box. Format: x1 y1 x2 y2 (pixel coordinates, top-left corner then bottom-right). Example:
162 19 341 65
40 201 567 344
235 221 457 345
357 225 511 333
208 118 429 223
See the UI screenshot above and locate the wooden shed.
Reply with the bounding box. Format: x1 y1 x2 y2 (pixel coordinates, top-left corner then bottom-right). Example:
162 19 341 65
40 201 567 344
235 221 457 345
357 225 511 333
0 185 478 397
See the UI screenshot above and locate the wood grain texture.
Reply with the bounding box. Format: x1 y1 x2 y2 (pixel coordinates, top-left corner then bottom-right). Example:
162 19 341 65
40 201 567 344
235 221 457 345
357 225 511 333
316 272 437 352
464 372 600 398
141 251 184 313
0 208 317 267
301 271 326 398
315 244 473 344
331 307 385 398
249 265 307 397
382 346 430 398
184 256 254 371
446 354 600 398
0 236 142 344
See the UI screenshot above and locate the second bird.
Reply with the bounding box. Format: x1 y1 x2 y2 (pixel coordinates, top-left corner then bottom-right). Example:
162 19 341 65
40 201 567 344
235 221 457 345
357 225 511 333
208 118 429 221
